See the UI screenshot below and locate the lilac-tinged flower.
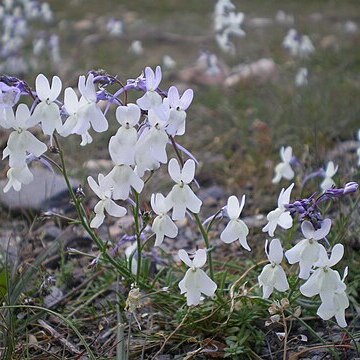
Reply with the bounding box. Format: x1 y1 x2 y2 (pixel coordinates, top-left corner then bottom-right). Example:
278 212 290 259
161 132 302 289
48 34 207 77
87 173 127 228
136 66 162 110
320 161 338 192
178 249 217 306
151 193 178 246
0 82 21 108
258 238 289 298
285 219 331 279
272 146 295 184
220 195 250 250
31 73 62 136
167 158 202 220
262 183 294 237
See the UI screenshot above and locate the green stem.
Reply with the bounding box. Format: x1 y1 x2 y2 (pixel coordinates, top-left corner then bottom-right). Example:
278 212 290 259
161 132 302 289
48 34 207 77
133 190 142 286
193 212 214 280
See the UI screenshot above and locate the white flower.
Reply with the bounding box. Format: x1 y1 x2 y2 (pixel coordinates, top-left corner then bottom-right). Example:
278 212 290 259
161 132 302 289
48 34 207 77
146 100 170 164
283 29 315 58
78 74 108 132
31 73 62 136
109 104 140 166
60 88 95 147
220 195 250 250
214 0 245 55
87 173 127 228
136 66 162 110
300 244 346 305
60 75 108 144
107 165 144 200
129 40 143 55
166 86 193 136
178 249 217 306
295 68 308 87
320 161 338 192
262 183 294 237
300 244 347 323
317 286 349 328
285 219 331 279
2 104 47 167
258 238 289 298
151 193 178 246
3 163 33 193
272 146 294 184
134 128 161 177
299 35 315 58
162 55 176 70
167 158 202 221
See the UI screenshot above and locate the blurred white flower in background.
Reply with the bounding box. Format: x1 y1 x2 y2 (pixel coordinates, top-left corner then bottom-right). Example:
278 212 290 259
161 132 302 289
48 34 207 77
106 18 123 37
129 40 143 55
320 161 338 192
272 146 295 184
214 0 245 55
283 29 315 58
295 67 308 87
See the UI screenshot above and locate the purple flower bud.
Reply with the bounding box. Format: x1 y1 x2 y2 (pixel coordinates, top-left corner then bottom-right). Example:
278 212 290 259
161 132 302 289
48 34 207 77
344 182 358 194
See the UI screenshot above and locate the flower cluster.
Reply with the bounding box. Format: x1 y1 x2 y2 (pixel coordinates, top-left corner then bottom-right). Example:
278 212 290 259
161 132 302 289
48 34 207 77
0 66 357 326
213 0 245 55
0 0 56 74
260 180 357 327
282 29 315 58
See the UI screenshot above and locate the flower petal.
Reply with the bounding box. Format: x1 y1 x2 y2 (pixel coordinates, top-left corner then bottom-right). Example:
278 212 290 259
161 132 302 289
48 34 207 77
268 238 284 264
168 158 181 183
49 75 62 102
178 249 192 267
328 244 344 267
301 221 315 239
104 199 127 217
312 218 331 240
179 88 193 110
64 87 79 115
277 211 293 230
35 74 50 101
193 249 207 268
227 195 240 219
196 268 217 296
181 159 195 184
